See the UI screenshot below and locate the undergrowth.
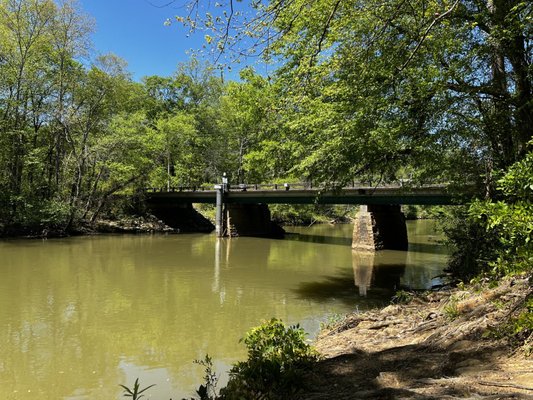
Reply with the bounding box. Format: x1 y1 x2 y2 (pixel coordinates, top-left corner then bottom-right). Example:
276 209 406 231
121 318 319 400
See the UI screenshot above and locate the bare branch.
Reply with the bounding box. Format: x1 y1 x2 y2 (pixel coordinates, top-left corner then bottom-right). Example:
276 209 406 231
215 0 234 62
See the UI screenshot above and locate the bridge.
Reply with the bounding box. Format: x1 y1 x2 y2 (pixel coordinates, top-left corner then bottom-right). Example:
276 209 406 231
145 182 470 252
145 183 456 205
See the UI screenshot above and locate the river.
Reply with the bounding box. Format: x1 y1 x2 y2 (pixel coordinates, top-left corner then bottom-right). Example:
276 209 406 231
0 220 448 399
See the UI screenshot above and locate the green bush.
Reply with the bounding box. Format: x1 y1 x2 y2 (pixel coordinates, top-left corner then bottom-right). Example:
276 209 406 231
221 318 320 399
391 290 414 304
443 205 501 280
445 144 533 280
486 295 533 353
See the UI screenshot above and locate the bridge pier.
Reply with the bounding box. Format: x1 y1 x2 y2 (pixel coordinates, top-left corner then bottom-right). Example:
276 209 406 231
352 205 408 251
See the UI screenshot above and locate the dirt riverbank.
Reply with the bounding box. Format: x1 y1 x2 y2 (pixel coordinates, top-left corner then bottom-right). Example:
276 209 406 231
297 274 533 399
0 214 178 238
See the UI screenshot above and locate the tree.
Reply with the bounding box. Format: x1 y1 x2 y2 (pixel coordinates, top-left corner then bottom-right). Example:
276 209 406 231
61 54 151 226
142 59 227 185
83 111 160 222
218 68 277 183
171 0 532 190
0 0 95 227
154 111 200 188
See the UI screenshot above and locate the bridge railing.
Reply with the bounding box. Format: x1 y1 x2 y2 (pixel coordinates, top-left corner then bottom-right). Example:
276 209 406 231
144 183 214 193
144 180 449 193
231 183 310 191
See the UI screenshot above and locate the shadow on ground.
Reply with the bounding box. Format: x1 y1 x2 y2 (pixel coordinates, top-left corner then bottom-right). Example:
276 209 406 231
296 342 511 399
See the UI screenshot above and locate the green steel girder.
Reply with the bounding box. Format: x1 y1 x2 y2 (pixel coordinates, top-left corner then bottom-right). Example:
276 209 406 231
146 187 469 206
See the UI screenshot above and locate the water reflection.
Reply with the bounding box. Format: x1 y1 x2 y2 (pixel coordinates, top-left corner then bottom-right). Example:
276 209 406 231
285 232 353 247
352 252 374 296
0 221 448 400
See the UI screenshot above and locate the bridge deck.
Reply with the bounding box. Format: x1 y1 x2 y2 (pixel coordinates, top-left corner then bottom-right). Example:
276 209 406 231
146 185 462 205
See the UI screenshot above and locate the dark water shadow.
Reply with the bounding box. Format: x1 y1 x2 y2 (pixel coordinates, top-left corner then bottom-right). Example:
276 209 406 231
285 234 447 251
294 269 393 308
284 233 352 247
408 241 448 254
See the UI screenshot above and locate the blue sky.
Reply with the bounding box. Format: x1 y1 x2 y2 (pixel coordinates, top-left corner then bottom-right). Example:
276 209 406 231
78 0 267 81
78 0 206 81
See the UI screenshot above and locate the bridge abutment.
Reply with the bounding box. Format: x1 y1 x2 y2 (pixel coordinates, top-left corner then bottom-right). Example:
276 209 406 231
352 205 408 251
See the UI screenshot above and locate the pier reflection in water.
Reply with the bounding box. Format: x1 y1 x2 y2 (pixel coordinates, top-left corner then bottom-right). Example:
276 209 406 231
351 251 406 296
0 220 447 400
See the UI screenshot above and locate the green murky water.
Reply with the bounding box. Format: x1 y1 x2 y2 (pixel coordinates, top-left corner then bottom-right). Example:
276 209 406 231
0 220 448 399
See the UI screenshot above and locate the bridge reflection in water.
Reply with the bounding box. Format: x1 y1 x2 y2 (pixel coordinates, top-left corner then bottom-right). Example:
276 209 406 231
0 221 447 400
352 251 406 296
213 221 446 302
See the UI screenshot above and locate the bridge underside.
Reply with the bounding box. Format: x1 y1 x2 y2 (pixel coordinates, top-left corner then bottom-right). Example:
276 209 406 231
223 204 285 238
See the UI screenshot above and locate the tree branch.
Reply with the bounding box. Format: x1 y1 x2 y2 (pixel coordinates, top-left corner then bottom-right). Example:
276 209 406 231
310 0 342 65
397 0 460 73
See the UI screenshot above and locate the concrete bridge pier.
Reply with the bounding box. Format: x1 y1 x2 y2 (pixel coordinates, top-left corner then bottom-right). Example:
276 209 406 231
352 205 408 251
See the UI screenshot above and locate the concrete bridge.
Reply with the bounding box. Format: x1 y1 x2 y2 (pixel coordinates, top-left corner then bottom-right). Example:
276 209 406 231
145 183 455 205
145 182 468 251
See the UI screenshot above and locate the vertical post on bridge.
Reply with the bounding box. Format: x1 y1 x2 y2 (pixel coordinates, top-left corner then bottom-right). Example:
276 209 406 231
215 184 224 237
214 173 228 237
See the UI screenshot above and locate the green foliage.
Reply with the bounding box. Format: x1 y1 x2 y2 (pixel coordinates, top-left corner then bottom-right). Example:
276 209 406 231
218 68 278 183
193 355 219 400
486 295 533 352
403 205 420 221
119 378 155 400
319 313 346 331
221 318 319 399
469 200 533 276
403 205 447 220
153 111 203 187
183 0 531 189
447 145 533 280
443 298 460 321
391 290 414 305
270 204 354 225
443 206 502 280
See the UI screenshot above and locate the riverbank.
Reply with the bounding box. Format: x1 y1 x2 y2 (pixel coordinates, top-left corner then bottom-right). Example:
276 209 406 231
0 214 178 238
297 274 532 399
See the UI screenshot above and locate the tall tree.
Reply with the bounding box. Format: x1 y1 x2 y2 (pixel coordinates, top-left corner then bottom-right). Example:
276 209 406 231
172 0 532 190
0 0 95 225
219 68 277 183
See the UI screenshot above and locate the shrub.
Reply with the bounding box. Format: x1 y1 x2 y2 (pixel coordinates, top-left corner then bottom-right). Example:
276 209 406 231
221 318 320 399
445 144 533 280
